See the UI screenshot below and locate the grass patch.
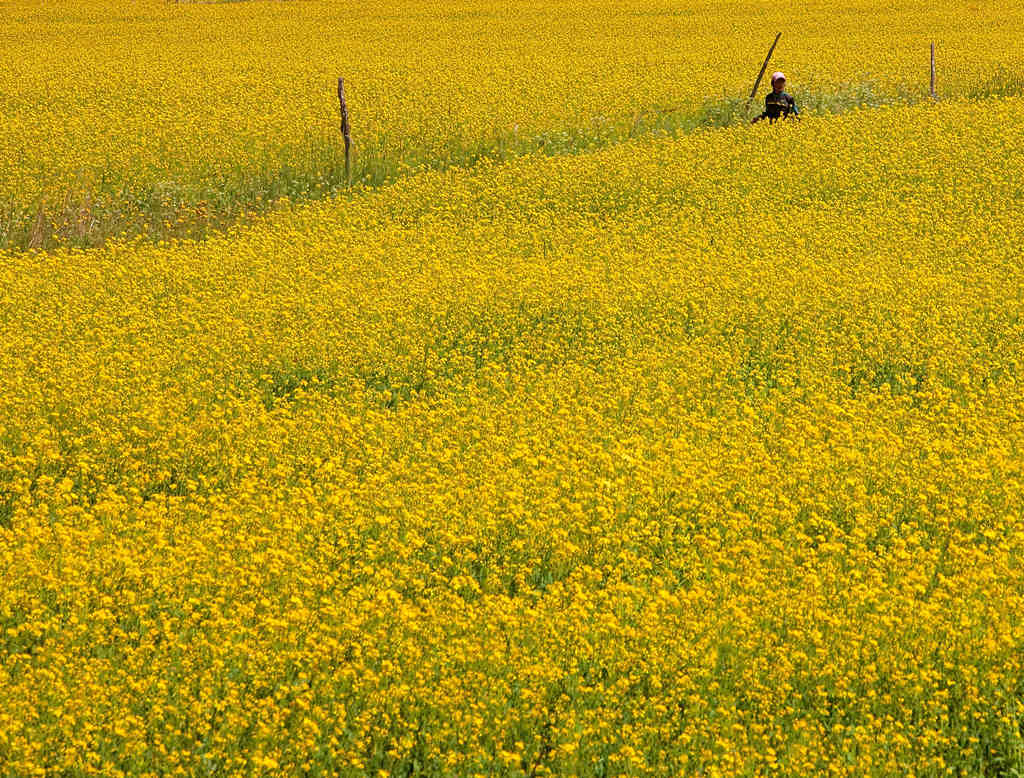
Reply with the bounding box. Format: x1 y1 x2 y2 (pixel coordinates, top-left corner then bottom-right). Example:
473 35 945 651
969 68 1024 100
0 81 989 254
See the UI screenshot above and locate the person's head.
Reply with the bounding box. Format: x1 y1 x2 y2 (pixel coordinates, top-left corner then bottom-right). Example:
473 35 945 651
771 72 786 92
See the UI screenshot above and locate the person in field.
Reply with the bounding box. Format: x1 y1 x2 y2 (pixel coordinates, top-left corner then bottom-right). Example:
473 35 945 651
751 72 800 123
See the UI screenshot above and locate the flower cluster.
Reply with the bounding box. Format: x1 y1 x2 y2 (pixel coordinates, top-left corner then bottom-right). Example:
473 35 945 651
3 96 1024 774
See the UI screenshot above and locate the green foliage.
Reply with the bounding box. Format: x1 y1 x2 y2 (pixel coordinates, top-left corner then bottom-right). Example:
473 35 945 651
0 83 992 253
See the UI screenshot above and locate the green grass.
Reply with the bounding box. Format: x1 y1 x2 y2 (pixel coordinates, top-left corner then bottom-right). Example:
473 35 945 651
2 79 1018 254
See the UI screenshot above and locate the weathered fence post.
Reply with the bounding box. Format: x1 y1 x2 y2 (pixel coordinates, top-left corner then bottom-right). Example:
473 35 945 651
338 77 351 183
930 43 936 99
746 32 782 117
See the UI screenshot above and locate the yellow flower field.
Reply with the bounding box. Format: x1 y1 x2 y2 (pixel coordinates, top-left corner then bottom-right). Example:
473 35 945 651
2 0 1023 249
2 96 1024 775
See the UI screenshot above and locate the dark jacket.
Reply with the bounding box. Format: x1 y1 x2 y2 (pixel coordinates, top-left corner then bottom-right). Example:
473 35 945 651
759 91 798 122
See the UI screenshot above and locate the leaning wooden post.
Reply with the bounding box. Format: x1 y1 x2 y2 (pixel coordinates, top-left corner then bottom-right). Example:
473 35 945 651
337 77 352 183
746 32 782 117
930 43 936 99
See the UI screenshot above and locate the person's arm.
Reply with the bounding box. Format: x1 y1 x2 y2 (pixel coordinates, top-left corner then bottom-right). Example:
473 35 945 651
789 95 800 119
751 95 769 123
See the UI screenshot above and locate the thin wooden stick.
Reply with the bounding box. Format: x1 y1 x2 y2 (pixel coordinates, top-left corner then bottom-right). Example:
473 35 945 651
930 42 936 99
746 32 782 116
338 77 351 183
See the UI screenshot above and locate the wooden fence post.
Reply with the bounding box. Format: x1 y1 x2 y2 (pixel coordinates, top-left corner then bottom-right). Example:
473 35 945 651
746 32 782 117
338 77 351 183
930 43 936 99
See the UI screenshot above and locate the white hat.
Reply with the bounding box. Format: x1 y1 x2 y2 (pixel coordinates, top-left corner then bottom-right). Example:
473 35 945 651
771 71 786 84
